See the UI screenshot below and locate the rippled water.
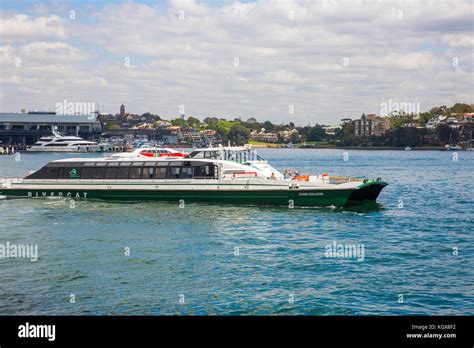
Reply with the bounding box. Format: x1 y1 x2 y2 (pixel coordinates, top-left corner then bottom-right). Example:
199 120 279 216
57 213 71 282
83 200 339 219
0 149 473 315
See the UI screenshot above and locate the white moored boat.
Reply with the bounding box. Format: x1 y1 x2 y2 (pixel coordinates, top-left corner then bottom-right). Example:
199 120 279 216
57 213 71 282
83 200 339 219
27 131 108 152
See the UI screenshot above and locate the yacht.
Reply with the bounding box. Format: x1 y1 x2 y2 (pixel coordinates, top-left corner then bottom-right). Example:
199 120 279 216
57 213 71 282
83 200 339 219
445 144 463 151
0 145 387 207
27 131 107 152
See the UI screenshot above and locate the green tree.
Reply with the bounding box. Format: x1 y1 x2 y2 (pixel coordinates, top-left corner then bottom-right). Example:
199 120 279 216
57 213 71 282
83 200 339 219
243 121 262 131
263 121 274 132
418 112 433 126
187 116 200 126
204 117 219 125
307 125 326 141
228 124 250 145
390 115 415 128
450 103 473 114
171 118 187 127
214 120 239 142
341 122 354 137
387 127 426 146
430 105 448 115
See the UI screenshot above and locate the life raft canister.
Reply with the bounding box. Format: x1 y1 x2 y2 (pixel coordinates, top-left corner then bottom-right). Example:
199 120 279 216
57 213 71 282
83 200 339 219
321 173 330 182
292 175 310 182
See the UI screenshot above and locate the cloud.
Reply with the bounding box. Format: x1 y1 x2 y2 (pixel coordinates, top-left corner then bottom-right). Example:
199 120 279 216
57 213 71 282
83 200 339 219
0 14 68 43
0 42 91 67
441 34 474 48
0 0 473 124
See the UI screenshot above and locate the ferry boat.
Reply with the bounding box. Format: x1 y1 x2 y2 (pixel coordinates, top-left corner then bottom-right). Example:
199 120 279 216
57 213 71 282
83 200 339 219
27 131 109 152
0 146 387 207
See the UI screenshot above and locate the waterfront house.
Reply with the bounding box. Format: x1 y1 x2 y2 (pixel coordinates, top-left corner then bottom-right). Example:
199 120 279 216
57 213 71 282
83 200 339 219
354 114 373 136
426 115 447 129
373 117 391 136
250 130 279 143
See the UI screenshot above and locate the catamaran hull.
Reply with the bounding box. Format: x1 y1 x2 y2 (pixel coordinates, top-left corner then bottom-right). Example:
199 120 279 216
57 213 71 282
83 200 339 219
0 181 387 207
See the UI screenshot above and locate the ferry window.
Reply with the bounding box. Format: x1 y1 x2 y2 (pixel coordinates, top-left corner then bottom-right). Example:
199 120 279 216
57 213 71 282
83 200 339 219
129 167 141 179
170 167 180 178
181 167 193 179
169 161 183 166
120 162 131 166
193 167 202 177
106 167 117 179
144 162 156 166
58 168 67 179
117 167 129 179
93 167 106 179
204 151 217 159
143 167 154 179
82 167 93 179
107 162 120 166
189 151 203 159
196 165 213 177
49 168 59 179
132 162 144 166
95 162 107 167
155 167 167 179
84 162 95 167
29 167 59 179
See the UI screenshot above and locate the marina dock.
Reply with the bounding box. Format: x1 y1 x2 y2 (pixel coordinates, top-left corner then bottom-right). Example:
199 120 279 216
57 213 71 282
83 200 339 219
0 146 23 155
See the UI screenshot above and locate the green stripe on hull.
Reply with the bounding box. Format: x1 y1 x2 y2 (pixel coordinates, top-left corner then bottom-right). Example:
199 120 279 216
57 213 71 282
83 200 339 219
0 188 353 207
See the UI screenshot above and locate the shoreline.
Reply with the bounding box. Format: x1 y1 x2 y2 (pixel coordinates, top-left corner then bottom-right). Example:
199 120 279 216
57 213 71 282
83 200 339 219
251 144 449 150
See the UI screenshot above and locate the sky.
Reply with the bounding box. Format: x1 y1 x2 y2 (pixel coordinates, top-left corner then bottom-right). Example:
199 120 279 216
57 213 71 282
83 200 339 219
0 0 473 125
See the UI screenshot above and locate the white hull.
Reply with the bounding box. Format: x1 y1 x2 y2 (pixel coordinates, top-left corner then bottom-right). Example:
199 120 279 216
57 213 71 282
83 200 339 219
27 145 109 153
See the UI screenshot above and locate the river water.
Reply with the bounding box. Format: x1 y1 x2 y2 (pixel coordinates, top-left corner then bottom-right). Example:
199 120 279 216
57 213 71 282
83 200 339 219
0 149 472 315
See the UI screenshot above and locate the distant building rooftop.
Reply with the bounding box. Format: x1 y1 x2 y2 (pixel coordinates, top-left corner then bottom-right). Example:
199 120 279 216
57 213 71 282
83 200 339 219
0 112 99 123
